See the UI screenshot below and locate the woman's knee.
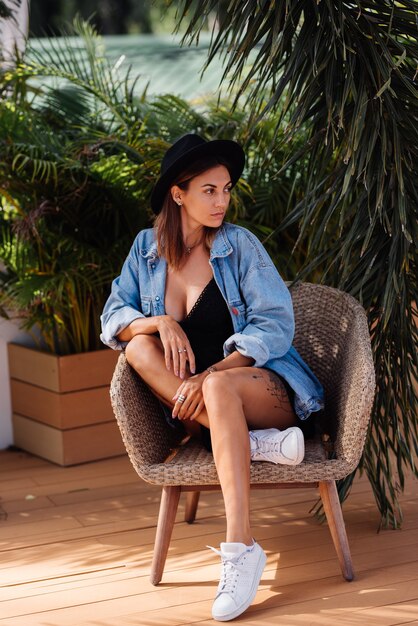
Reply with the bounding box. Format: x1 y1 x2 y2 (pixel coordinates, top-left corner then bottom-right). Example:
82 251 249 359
202 370 241 403
125 334 162 372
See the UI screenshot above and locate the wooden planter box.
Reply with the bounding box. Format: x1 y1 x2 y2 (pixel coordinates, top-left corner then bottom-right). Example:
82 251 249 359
8 344 125 466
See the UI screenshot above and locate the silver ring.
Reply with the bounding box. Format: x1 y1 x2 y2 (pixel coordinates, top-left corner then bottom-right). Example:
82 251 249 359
177 394 186 404
177 348 183 353
183 348 187 353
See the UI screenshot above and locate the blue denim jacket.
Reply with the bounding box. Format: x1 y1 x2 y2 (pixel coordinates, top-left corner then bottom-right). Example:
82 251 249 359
100 223 324 420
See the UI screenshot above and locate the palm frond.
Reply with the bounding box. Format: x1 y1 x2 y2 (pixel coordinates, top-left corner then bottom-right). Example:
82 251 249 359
173 0 418 527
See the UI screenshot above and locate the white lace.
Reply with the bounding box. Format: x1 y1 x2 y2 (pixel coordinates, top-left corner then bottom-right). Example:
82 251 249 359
249 431 290 461
208 546 246 595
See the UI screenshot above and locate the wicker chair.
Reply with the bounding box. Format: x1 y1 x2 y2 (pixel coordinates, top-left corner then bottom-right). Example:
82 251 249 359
110 282 375 585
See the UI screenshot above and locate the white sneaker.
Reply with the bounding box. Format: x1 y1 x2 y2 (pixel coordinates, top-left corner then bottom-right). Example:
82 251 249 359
210 540 266 622
249 427 305 465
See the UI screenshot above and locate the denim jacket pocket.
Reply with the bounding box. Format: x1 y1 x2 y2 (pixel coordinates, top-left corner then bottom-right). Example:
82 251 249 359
140 296 152 317
228 301 246 331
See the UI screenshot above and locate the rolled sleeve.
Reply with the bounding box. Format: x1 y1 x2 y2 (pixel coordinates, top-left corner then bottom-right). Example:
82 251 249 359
223 262 295 366
223 333 270 367
100 253 144 350
100 306 144 350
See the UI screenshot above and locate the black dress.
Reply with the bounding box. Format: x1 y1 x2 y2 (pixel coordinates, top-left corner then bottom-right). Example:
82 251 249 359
179 278 234 374
164 277 314 450
178 278 234 451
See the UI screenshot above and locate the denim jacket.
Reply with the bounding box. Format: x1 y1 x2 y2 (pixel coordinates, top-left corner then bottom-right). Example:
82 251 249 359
100 223 324 420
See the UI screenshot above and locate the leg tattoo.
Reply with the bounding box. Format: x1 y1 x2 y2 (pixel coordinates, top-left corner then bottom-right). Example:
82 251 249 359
265 370 290 410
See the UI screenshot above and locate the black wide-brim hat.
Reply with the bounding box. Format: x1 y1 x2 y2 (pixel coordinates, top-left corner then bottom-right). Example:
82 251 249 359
150 133 245 214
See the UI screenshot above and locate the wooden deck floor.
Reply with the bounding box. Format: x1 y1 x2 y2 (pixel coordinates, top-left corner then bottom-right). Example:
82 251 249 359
0 448 417 626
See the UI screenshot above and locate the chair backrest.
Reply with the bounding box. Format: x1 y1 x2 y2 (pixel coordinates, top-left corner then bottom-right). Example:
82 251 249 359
290 282 375 464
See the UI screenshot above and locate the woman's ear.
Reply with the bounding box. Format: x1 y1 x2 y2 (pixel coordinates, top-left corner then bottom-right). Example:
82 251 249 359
171 185 183 206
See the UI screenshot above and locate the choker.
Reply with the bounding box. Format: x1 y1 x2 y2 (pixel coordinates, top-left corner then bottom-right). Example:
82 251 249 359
184 237 202 255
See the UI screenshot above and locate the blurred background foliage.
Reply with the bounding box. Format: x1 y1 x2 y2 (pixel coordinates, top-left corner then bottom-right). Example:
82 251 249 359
13 0 228 36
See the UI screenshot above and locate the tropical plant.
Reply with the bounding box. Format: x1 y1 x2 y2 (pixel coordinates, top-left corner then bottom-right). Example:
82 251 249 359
0 19 152 354
0 18 312 354
171 0 418 527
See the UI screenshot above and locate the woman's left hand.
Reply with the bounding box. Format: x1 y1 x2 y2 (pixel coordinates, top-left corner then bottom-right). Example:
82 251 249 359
172 372 207 421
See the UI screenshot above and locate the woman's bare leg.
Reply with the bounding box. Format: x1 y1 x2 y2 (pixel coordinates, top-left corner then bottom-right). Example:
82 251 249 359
201 368 297 545
124 334 209 437
125 334 298 545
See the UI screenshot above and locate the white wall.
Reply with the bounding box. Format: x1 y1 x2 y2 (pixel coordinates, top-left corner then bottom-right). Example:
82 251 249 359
1 0 31 449
0 319 36 449
0 0 30 67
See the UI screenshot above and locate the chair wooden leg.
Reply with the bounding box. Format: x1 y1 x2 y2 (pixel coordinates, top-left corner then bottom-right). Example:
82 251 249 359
185 491 200 524
150 485 181 585
319 480 354 581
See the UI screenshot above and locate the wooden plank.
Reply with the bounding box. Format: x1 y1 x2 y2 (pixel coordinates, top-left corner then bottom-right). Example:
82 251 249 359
0 484 144 515
1 553 417 624
192 599 418 626
2 491 160 527
0 475 38 491
100 585 418 626
20 455 135 486
2 490 417 575
7 344 118 392
0 516 83 541
10 380 116 428
12 415 126 466
73 489 317 528
3 519 418 590
12 414 65 465
2 491 417 554
0 490 329 550
0 511 318 572
0 496 55 515
0 450 47 472
0 507 391 582
0 451 416 626
0 467 140 502
8 343 60 391
61 420 126 465
57 349 119 392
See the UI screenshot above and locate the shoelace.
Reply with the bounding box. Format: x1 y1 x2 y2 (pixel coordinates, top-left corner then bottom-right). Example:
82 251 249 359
249 431 292 461
208 545 246 594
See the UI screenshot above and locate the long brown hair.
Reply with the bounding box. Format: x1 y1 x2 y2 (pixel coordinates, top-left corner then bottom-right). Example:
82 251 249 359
154 156 232 269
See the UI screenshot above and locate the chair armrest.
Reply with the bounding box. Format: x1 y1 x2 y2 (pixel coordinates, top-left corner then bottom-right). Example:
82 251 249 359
331 302 375 470
110 353 183 472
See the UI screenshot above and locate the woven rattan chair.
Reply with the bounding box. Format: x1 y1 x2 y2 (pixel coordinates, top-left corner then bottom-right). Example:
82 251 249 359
110 282 375 585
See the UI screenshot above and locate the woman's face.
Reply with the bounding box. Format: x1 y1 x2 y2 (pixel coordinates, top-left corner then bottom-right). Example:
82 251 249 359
172 165 232 230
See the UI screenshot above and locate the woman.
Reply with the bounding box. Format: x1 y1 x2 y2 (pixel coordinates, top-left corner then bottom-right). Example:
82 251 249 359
101 133 324 622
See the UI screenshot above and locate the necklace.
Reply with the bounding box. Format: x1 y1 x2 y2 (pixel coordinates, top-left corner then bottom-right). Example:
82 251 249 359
185 243 200 255
184 236 203 255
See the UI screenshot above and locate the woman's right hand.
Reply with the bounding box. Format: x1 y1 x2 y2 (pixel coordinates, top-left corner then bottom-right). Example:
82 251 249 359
156 315 196 379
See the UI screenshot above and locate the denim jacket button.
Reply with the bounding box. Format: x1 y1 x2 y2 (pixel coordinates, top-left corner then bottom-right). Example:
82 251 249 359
155 296 160 301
